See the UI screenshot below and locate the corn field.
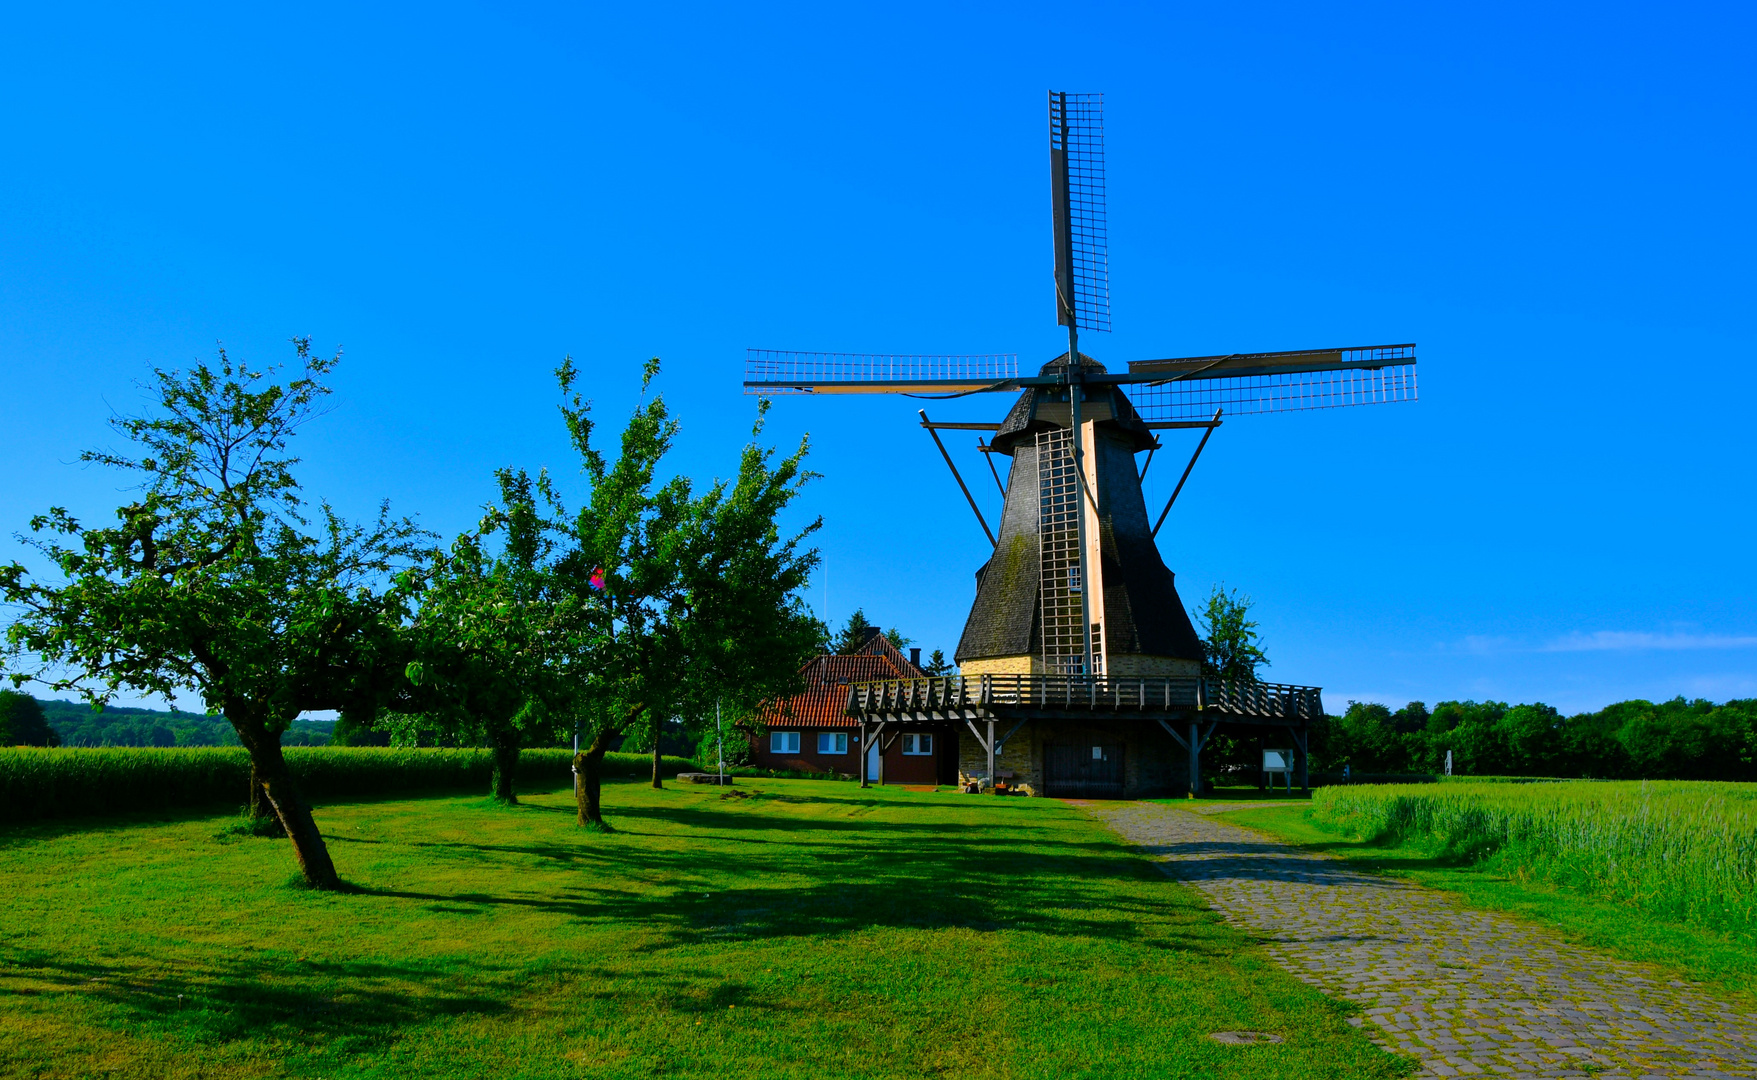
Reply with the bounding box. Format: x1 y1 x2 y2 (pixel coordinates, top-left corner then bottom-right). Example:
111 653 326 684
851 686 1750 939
1312 780 1757 933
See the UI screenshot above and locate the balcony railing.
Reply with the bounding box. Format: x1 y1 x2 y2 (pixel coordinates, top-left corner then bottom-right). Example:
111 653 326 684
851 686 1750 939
846 674 1323 721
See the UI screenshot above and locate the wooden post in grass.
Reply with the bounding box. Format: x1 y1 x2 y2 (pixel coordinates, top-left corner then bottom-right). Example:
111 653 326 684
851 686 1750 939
1188 720 1200 798
987 719 996 794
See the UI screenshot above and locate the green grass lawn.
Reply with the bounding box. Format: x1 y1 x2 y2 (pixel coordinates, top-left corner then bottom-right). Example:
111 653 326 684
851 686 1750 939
1224 802 1757 1009
0 781 1407 1079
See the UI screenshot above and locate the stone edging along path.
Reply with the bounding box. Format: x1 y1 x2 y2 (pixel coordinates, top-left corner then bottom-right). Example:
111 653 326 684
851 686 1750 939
1082 800 1757 1079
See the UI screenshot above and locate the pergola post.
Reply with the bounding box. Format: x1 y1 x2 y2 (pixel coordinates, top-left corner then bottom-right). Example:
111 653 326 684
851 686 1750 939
1290 724 1309 792
1187 720 1200 798
987 719 996 794
1257 732 1266 791
859 722 869 789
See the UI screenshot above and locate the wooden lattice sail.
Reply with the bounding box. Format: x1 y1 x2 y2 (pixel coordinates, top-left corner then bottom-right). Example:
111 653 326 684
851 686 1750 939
743 90 1416 679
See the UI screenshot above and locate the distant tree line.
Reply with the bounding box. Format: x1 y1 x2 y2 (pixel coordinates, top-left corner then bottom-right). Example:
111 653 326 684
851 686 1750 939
3 694 334 748
1317 696 1757 781
1189 589 1757 783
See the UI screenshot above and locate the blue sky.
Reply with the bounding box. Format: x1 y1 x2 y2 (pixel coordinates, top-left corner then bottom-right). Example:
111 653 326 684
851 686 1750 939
1 1 1752 716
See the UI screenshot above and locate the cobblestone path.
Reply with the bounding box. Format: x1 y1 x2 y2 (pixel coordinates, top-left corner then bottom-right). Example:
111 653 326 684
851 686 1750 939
1088 801 1757 1079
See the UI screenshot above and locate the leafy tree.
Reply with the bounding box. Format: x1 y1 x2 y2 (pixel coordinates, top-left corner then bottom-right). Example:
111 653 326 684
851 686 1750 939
1326 702 1417 773
1391 701 1430 734
1440 701 1512 775
550 358 822 826
329 710 390 746
0 343 427 889
1193 585 1268 684
1499 702 1566 775
832 609 876 655
402 469 568 802
827 610 914 656
0 691 58 746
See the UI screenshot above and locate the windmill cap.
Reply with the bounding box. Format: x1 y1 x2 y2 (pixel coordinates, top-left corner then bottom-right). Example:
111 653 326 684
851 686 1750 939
1039 352 1109 375
989 353 1155 455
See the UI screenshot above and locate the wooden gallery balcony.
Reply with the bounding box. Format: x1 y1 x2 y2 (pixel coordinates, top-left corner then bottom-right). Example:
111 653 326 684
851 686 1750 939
844 674 1326 793
846 674 1322 723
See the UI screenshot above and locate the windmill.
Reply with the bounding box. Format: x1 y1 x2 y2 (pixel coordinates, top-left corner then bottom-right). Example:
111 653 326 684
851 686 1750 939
747 91 1416 688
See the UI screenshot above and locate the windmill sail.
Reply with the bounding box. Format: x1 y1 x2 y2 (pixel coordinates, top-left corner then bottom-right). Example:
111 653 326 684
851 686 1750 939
1050 91 1108 333
743 350 1020 395
744 343 1417 419
1126 344 1418 421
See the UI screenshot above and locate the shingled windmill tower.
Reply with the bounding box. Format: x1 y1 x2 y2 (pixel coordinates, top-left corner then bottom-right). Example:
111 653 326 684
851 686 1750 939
956 353 1204 681
746 92 1417 796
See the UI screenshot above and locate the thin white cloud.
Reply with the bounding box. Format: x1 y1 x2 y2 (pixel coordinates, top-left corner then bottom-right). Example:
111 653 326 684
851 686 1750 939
1543 631 1757 653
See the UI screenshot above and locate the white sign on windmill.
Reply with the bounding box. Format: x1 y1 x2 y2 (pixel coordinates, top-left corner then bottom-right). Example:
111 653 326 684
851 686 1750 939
1263 749 1296 792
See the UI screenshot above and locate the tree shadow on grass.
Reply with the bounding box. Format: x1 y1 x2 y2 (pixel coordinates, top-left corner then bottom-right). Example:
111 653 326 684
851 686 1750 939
326 801 1239 963
0 948 511 1056
3 787 1277 1066
567 797 1071 838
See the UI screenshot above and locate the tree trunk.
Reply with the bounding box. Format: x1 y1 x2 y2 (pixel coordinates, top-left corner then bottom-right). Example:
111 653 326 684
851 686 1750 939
575 729 609 828
233 714 340 890
650 709 664 789
490 738 521 804
248 761 273 820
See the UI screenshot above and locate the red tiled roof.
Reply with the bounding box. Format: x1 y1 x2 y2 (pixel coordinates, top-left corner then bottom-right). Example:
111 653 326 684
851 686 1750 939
754 634 924 729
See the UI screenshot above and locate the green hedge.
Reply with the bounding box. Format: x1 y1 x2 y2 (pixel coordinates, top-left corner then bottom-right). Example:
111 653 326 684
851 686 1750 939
0 747 696 822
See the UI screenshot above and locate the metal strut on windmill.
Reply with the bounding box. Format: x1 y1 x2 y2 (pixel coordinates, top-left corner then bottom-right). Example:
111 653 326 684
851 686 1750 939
745 92 1417 798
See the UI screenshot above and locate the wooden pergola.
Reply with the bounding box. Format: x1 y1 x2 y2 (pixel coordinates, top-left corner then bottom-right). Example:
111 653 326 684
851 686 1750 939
846 674 1324 794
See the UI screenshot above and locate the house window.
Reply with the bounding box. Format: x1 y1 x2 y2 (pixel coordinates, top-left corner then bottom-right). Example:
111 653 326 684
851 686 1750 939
817 732 848 755
770 731 800 754
902 733 933 756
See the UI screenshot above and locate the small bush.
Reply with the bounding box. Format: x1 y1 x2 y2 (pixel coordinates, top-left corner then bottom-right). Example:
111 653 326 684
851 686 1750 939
0 747 694 822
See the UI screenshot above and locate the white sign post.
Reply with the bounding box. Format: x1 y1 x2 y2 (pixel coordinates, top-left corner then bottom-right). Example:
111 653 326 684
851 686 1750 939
1262 749 1294 792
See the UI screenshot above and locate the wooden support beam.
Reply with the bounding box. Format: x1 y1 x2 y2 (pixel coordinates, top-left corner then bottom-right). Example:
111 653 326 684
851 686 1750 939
1151 408 1223 540
867 721 888 788
993 719 1029 756
1155 717 1191 752
920 409 996 547
977 438 1007 497
1188 720 1201 797
986 719 997 794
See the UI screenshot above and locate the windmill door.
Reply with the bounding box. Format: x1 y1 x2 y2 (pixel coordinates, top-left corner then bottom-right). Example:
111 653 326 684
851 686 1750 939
1045 740 1124 799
